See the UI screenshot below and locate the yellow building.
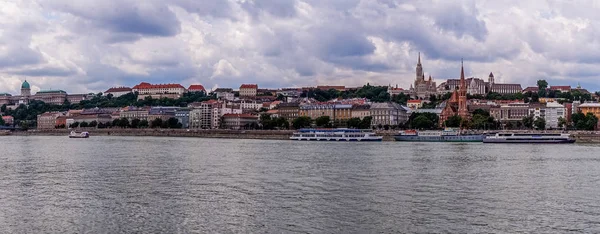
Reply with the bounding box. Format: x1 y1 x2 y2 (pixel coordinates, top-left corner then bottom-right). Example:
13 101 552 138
578 103 600 126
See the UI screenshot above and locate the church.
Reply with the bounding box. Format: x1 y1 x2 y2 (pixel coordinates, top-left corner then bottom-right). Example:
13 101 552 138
439 61 470 127
409 53 437 99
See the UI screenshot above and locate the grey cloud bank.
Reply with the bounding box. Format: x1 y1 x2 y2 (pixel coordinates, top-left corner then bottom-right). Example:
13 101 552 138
0 0 599 94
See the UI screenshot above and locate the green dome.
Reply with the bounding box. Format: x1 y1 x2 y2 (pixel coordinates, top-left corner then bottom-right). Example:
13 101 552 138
21 80 30 89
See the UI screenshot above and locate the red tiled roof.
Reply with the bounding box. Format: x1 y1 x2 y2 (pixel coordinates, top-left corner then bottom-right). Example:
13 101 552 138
133 82 185 89
550 86 571 91
188 85 206 91
105 87 132 93
240 84 258 89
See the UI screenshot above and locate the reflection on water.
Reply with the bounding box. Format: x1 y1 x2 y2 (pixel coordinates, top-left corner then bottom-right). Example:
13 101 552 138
0 136 599 233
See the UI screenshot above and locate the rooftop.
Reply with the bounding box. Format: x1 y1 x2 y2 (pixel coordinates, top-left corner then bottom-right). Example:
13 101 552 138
188 85 206 91
240 84 258 89
133 82 184 89
105 87 132 93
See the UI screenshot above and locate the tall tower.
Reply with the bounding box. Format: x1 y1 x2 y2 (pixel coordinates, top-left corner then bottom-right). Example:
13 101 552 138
416 52 424 82
21 80 31 96
458 60 469 118
488 72 495 84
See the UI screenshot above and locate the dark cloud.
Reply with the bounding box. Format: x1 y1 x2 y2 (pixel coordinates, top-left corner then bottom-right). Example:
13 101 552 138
0 48 44 68
13 67 76 77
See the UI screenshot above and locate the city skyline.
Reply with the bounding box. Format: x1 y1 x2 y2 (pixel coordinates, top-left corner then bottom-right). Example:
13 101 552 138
1 1 600 94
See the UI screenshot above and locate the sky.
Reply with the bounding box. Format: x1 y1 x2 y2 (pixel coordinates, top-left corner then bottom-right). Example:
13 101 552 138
1 0 599 94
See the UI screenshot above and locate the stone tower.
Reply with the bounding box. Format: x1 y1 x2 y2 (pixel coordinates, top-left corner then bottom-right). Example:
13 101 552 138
21 80 31 96
488 72 495 84
416 52 424 81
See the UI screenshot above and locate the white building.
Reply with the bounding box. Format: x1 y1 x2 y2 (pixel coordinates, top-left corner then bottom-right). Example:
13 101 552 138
369 102 407 127
132 82 186 100
239 84 258 97
545 102 566 129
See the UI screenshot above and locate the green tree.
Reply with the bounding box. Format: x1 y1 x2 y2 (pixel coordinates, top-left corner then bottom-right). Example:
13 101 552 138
292 116 312 129
70 122 80 128
112 119 120 127
89 120 98 128
167 117 180 128
359 116 372 129
151 118 163 128
557 116 567 129
0 116 4 126
131 119 141 129
444 115 462 128
260 114 275 130
1 104 6 113
522 115 534 129
274 117 289 129
537 80 548 97
118 117 130 128
139 120 149 128
408 112 439 129
411 115 435 129
346 117 362 129
80 122 89 128
315 116 332 127
534 117 546 130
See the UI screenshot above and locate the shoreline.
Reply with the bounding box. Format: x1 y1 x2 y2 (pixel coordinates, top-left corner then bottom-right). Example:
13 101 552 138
5 129 600 143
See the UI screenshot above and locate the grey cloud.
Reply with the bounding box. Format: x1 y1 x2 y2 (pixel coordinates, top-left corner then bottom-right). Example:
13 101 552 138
241 0 297 18
12 67 76 77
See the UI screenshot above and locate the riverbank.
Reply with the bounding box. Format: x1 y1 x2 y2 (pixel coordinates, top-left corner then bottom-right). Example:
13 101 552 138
7 129 600 143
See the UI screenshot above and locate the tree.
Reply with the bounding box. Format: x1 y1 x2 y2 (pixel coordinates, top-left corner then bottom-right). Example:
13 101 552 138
537 80 548 97
411 115 435 129
70 122 80 128
292 116 312 129
259 114 275 130
274 117 289 129
522 115 534 129
558 116 567 129
359 116 372 129
315 116 332 127
347 117 362 129
167 117 180 128
80 122 89 128
573 112 598 130
131 119 141 129
118 117 130 128
534 117 546 130
444 115 462 128
151 118 163 128
0 116 4 126
139 120 149 128
89 120 98 128
1 104 6 113
112 119 120 127
408 112 439 129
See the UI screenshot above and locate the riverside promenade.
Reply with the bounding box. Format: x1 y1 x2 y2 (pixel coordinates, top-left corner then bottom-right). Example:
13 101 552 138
7 129 600 142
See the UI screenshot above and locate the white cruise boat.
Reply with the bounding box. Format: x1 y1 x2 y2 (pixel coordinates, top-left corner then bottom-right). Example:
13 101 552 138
290 128 383 141
483 132 575 144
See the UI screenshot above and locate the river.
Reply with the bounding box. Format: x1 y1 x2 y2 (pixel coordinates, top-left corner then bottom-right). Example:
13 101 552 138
0 136 599 233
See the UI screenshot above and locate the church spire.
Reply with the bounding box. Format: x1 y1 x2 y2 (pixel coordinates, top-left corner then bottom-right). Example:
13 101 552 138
418 52 421 65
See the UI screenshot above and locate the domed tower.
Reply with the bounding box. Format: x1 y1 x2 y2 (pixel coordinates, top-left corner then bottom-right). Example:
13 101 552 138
21 80 31 96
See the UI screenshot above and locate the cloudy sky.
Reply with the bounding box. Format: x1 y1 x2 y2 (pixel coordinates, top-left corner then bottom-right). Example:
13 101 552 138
1 0 599 94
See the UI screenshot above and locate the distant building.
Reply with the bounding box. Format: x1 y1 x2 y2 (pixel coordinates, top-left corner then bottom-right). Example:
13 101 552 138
407 100 424 109
132 82 185 100
543 102 566 129
37 112 64 129
369 102 407 127
239 84 258 97
489 84 523 95
490 103 530 124
439 62 470 126
578 103 600 128
522 86 539 94
213 88 235 101
278 102 300 123
148 106 179 122
119 106 150 121
175 108 191 128
104 87 132 98
222 114 259 130
188 85 206 93
2 115 14 125
409 53 437 99
316 86 346 92
351 104 371 120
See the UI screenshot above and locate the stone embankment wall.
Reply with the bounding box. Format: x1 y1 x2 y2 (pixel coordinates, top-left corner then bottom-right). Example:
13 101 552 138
8 129 600 143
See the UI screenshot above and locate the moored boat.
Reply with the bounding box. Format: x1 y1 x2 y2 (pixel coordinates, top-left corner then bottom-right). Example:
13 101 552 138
69 131 90 138
290 128 382 141
483 132 575 144
394 128 484 142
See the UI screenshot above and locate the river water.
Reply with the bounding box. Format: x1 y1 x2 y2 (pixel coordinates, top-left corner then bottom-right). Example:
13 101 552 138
0 136 599 233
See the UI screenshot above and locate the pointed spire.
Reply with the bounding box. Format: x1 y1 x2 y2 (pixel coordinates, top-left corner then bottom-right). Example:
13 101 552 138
489 72 494 77
460 59 465 80
418 52 421 65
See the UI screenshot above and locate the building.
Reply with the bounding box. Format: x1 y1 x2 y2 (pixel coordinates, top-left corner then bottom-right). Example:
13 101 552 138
37 112 64 129
104 87 132 97
189 101 220 129
489 103 530 124
221 114 259 130
522 86 539 94
148 106 179 122
409 53 437 99
239 84 258 97
439 61 470 126
351 104 371 120
2 115 14 125
407 100 424 109
440 78 487 95
188 85 206 93
544 102 566 129
277 102 300 123
489 84 523 95
120 106 150 121
550 86 571 93
578 103 600 127
132 82 186 100
175 108 191 128
369 102 405 127
0 80 91 108
214 88 235 101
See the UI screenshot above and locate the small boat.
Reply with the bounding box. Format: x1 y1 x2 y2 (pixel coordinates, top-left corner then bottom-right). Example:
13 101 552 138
483 132 575 144
394 128 484 142
290 128 383 141
69 131 90 138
